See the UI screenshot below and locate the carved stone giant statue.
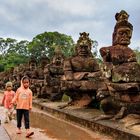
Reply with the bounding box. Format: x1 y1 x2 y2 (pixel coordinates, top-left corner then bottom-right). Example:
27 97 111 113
61 32 107 108
97 10 140 120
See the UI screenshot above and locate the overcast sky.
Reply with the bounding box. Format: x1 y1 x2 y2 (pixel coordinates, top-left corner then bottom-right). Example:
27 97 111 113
0 0 140 51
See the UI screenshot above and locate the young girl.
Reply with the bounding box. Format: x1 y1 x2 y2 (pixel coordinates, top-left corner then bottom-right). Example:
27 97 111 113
11 76 34 137
1 82 15 123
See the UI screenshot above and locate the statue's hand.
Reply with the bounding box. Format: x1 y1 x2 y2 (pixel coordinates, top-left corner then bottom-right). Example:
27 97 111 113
96 91 106 101
127 56 136 62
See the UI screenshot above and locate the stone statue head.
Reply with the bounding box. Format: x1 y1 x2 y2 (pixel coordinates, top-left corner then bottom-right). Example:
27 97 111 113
52 47 64 65
75 32 93 56
40 55 49 68
29 56 37 70
112 10 133 46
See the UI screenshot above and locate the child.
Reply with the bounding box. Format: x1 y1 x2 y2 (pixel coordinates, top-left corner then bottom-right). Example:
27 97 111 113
11 76 34 138
1 82 15 123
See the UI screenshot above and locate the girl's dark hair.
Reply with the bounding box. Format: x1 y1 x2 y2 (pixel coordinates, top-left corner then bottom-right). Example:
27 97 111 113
22 76 30 82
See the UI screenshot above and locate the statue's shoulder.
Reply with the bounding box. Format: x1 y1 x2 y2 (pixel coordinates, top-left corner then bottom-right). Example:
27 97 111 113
100 46 112 50
100 46 112 56
65 55 79 61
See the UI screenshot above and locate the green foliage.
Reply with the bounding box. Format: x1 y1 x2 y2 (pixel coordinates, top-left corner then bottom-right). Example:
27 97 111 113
7 40 29 56
0 64 4 72
96 57 103 64
0 37 29 71
134 48 140 64
91 40 98 57
0 32 75 71
28 31 75 59
62 93 70 102
3 53 28 70
0 37 10 56
0 31 103 72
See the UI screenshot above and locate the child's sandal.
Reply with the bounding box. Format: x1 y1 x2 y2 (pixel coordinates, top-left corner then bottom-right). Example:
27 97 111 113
16 130 22 134
26 132 34 137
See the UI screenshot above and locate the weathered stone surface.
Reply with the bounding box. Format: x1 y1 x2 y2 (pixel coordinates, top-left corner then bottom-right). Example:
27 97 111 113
112 62 140 82
62 32 106 107
98 10 140 120
40 48 64 101
62 80 106 91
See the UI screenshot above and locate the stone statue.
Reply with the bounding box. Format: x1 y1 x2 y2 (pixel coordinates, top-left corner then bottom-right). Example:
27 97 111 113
27 56 38 79
29 56 49 97
36 55 49 80
61 32 107 108
97 10 140 120
29 56 37 71
40 47 64 101
39 55 49 69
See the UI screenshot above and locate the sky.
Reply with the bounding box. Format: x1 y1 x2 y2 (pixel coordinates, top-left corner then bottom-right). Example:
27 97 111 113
0 0 140 52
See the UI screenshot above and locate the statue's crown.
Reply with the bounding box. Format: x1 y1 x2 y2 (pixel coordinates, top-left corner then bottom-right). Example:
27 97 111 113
114 10 133 30
29 56 37 64
77 32 93 47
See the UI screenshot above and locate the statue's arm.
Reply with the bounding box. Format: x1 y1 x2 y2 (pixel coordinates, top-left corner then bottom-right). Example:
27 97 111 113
127 54 137 62
44 65 51 84
63 59 73 80
100 47 110 62
126 48 137 62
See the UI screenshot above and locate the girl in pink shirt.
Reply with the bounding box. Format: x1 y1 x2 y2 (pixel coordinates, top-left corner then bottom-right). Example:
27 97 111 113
1 82 15 123
12 76 34 138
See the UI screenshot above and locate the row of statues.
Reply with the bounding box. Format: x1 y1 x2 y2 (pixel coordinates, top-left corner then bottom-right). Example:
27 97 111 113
0 10 140 120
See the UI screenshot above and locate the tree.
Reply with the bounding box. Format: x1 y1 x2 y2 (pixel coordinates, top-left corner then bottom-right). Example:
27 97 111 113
27 31 75 60
0 37 29 70
7 40 29 56
134 47 140 64
0 38 9 56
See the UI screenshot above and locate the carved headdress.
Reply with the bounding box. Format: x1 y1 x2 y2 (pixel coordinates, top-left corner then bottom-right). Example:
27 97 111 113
113 10 133 45
54 46 63 55
75 32 93 56
77 32 93 48
29 55 37 66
